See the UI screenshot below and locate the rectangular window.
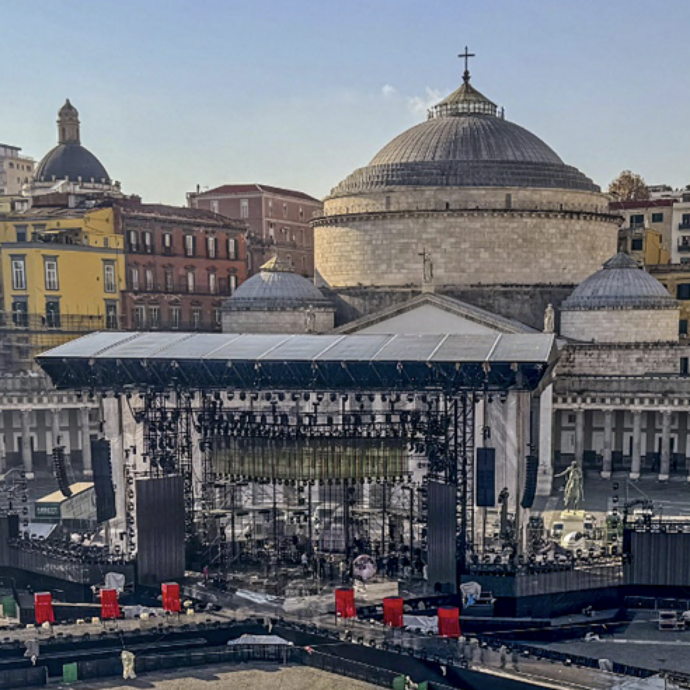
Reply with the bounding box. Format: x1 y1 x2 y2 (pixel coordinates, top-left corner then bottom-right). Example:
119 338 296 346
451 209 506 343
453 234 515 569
11 300 28 328
15 225 27 242
268 199 273 216
209 272 217 294
103 261 116 293
631 238 644 251
192 307 202 329
128 230 139 252
677 284 690 300
130 267 139 291
145 268 154 291
227 237 237 259
299 207 304 219
229 274 237 294
682 214 690 228
164 268 174 292
171 305 181 330
210 200 219 214
207 235 217 258
283 203 288 219
186 271 195 293
240 199 249 218
652 212 664 223
185 234 195 257
682 357 689 376
629 214 645 227
680 319 688 337
44 257 59 291
214 308 221 327
143 231 153 253
133 305 146 329
148 305 160 329
45 300 60 328
105 303 118 329
163 232 172 249
11 258 26 290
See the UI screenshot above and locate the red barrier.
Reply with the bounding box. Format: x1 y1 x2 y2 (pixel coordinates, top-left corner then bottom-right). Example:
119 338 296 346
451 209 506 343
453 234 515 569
383 597 404 627
162 582 181 613
34 592 54 624
437 606 461 637
335 588 356 618
100 588 120 619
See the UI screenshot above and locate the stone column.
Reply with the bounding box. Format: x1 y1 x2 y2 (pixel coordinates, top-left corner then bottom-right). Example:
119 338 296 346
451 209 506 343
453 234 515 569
574 408 585 468
601 409 613 479
20 409 33 479
51 408 61 450
630 410 642 480
537 384 554 496
659 410 672 482
80 407 93 477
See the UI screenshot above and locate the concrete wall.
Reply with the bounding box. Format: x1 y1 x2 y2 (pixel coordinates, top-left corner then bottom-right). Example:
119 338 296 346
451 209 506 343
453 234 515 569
556 343 683 377
560 308 679 344
222 308 334 334
315 186 617 289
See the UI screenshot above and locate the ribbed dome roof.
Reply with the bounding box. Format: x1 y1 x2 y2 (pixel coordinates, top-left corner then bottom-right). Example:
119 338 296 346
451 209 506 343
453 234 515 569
561 253 677 311
225 257 332 311
328 75 599 197
35 144 111 184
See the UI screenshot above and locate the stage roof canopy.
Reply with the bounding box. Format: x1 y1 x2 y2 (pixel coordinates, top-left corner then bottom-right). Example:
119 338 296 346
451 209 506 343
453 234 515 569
36 331 556 393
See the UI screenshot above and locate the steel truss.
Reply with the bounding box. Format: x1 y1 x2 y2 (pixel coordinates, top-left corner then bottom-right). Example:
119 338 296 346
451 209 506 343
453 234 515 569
133 388 478 581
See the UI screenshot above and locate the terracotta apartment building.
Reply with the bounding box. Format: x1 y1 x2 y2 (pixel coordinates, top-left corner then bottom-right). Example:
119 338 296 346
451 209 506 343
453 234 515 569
114 200 247 332
187 184 322 277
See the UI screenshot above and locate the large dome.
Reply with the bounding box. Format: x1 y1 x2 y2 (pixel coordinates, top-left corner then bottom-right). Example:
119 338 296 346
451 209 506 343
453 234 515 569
35 144 110 184
329 78 599 196
561 253 676 311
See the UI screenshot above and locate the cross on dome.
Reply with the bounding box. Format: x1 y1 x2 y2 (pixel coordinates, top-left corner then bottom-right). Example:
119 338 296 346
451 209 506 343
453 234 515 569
458 46 475 84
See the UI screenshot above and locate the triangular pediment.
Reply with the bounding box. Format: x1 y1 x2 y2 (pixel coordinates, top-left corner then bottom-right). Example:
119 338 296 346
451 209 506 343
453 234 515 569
334 294 536 335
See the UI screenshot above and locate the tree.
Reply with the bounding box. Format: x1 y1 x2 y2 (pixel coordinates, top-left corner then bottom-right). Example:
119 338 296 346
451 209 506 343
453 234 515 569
608 170 650 201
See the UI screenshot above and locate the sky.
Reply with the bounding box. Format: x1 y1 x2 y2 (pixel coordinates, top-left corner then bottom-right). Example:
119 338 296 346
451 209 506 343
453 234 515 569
2 0 690 204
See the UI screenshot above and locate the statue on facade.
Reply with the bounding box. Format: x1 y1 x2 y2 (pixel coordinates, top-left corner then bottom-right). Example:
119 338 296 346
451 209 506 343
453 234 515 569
304 305 316 333
543 303 555 333
554 461 584 511
419 247 433 284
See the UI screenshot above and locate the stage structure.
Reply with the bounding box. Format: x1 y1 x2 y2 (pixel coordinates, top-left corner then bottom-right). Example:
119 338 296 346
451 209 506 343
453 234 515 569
37 332 555 590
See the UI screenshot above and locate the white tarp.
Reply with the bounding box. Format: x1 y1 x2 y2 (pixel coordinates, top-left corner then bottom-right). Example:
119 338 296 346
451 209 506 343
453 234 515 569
104 572 126 592
227 634 292 646
403 615 438 634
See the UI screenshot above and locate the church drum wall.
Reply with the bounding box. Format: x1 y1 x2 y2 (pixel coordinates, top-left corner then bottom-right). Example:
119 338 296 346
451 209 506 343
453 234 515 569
560 309 679 344
315 187 618 289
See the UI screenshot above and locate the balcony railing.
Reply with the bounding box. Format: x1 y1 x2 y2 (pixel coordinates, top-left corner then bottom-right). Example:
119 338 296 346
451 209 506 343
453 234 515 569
679 223 690 231
678 243 690 253
0 312 121 332
126 277 237 296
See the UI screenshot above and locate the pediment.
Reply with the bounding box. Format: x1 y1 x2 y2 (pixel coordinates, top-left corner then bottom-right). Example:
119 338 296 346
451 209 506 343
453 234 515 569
335 294 536 335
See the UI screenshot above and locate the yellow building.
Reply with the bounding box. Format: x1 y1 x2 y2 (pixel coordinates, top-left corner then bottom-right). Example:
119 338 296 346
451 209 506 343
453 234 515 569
0 201 125 369
647 264 690 340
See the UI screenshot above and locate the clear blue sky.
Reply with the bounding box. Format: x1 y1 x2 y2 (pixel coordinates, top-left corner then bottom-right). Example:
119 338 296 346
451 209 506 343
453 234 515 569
3 0 689 204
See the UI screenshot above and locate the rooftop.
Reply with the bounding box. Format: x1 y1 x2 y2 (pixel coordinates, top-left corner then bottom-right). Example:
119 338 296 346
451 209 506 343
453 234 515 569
196 184 321 204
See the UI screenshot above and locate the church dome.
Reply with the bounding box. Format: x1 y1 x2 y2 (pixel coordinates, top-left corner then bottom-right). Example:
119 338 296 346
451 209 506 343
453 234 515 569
561 253 677 311
35 99 111 185
225 256 332 311
35 144 110 184
328 74 599 196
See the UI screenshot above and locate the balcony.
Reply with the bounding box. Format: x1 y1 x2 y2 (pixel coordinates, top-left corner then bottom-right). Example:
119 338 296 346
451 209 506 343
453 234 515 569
0 312 121 332
678 242 690 253
679 223 690 231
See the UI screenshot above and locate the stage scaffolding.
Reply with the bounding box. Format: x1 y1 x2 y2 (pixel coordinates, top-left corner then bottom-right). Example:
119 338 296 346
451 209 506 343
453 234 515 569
36 331 555 589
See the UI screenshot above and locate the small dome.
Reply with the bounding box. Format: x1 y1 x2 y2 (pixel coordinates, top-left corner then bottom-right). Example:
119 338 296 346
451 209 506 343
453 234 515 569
35 144 111 184
561 253 676 311
226 257 332 311
58 99 79 119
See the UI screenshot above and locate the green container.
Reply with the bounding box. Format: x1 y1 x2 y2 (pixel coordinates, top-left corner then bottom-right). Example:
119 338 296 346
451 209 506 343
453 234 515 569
1 596 16 618
392 676 406 690
62 662 78 684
